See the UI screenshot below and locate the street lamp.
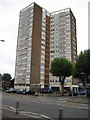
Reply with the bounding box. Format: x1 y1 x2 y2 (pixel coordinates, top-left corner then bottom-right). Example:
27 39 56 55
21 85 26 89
0 40 5 42
81 72 87 97
78 79 80 98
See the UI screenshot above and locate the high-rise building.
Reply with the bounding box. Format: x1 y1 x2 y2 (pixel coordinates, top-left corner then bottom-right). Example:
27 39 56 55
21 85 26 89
50 8 77 91
15 3 77 91
14 3 50 90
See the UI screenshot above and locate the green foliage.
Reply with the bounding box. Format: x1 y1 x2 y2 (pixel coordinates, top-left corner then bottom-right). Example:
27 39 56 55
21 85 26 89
0 73 2 80
50 58 73 77
73 64 80 79
73 49 90 83
50 58 73 95
2 73 12 82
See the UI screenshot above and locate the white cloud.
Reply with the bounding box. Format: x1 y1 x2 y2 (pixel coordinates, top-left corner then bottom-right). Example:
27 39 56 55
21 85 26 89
0 0 89 78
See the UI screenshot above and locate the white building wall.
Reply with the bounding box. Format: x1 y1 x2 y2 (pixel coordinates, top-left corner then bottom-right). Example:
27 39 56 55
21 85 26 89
15 3 34 90
50 8 77 90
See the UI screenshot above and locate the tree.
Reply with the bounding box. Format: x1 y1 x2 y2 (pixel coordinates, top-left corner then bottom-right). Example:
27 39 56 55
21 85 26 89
50 58 73 95
2 73 12 82
0 73 2 80
73 49 90 84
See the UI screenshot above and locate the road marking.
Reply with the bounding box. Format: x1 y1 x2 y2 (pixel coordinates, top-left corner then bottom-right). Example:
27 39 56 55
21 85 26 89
10 106 16 111
23 113 40 118
59 98 69 101
31 99 88 110
41 114 53 119
33 101 41 103
1 105 10 109
2 105 41 118
21 111 39 116
57 103 89 110
21 111 53 119
41 114 50 118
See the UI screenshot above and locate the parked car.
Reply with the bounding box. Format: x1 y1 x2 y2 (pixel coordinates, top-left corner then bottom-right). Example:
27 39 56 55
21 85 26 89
26 90 35 95
6 88 16 93
63 90 68 94
68 91 78 96
21 90 27 94
47 89 53 94
39 89 53 94
57 90 67 94
39 89 47 94
57 91 61 94
86 88 90 97
16 89 23 94
79 89 86 95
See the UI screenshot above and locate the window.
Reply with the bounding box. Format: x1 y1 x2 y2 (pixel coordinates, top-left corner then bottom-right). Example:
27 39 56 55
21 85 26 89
51 51 54 53
40 79 44 82
51 55 54 58
41 59 45 64
50 80 54 82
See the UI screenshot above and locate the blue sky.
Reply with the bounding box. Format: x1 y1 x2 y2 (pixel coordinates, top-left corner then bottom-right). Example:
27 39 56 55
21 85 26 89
0 0 89 78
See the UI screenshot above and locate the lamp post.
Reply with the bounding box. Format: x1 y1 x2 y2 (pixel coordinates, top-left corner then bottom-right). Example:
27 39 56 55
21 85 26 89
81 72 87 97
78 79 80 98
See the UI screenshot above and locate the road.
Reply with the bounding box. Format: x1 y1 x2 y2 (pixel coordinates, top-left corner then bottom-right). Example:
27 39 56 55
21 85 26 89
2 93 89 119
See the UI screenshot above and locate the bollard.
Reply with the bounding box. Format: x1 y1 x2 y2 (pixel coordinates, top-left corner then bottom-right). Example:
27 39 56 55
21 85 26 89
72 92 73 100
78 91 80 98
16 101 20 114
59 108 63 120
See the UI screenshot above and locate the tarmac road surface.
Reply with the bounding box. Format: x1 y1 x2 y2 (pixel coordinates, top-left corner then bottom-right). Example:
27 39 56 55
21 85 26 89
2 93 89 119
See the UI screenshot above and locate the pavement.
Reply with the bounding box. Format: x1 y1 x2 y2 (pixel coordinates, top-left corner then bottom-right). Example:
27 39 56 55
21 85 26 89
1 105 51 119
38 93 90 104
2 107 30 119
59 96 89 104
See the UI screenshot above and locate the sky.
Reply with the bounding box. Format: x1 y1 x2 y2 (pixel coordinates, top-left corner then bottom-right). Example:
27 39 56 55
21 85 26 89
0 0 89 78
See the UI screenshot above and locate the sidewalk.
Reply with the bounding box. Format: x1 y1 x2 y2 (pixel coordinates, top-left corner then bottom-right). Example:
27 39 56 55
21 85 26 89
2 107 44 119
2 107 30 119
65 96 89 104
1 107 50 119
38 93 90 104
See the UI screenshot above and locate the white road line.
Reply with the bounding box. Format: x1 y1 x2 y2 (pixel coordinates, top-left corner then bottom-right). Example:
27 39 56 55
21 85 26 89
23 113 40 118
1 105 10 109
41 114 51 119
2 105 41 118
21 111 39 116
10 106 16 111
33 101 41 103
57 103 89 110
